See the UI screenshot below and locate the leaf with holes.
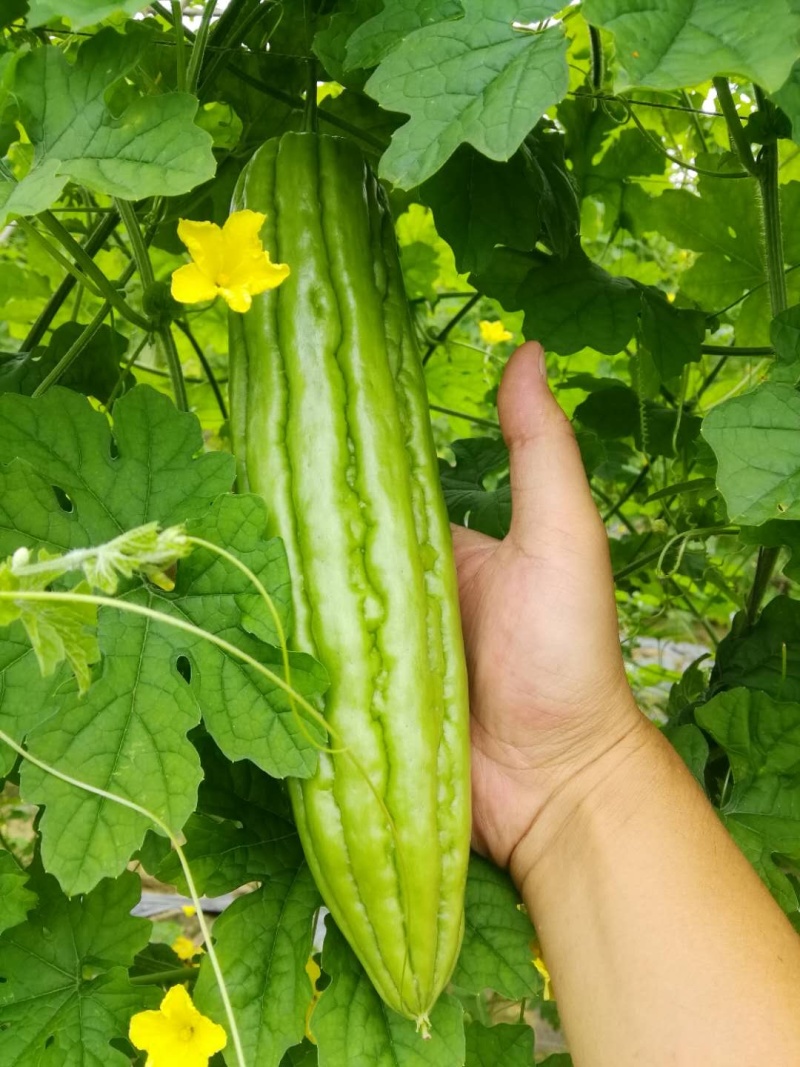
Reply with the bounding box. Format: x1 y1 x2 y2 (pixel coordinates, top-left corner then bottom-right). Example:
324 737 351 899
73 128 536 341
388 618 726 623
451 853 542 1000
0 387 326 894
0 869 157 1064
194 865 321 1067
313 919 466 1066
365 0 569 187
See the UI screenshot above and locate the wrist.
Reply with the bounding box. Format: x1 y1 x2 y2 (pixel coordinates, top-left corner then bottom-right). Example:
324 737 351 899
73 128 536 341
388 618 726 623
508 711 666 894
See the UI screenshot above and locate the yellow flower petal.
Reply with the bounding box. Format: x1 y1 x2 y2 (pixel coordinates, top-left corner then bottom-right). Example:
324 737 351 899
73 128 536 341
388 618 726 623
176 218 224 282
182 904 197 917
129 985 226 1067
479 319 513 345
220 286 254 313
221 208 267 248
171 935 202 961
240 255 291 295
533 955 553 1000
171 262 219 305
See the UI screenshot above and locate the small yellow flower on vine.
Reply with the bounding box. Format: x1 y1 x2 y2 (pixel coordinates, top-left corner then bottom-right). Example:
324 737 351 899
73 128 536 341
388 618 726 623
182 904 197 918
171 935 204 962
533 955 553 1000
479 319 513 345
129 984 226 1067
171 210 290 313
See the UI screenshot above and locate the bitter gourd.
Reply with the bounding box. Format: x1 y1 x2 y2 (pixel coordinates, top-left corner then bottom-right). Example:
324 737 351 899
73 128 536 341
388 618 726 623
228 132 471 1029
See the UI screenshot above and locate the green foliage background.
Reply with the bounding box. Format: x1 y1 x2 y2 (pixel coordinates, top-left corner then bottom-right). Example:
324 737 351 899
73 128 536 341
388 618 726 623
2 1 800 1064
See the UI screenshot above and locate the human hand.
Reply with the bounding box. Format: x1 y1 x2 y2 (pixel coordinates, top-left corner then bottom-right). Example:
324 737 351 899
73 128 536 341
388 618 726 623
452 342 646 870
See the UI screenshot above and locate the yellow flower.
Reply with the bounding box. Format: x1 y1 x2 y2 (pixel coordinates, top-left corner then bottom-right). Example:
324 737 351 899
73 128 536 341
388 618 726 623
171 935 203 962
171 209 290 313
533 955 553 1001
304 955 322 1044
181 904 197 918
129 984 226 1067
479 319 513 344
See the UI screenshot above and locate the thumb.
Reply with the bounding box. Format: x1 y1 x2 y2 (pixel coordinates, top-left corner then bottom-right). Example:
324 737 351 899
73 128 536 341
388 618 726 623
498 342 602 550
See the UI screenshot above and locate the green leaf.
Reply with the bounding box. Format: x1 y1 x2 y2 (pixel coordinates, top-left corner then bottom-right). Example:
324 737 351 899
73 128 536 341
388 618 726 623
314 920 466 1066
439 437 510 538
26 0 152 28
696 687 800 911
0 869 157 1064
475 246 642 355
0 387 325 892
346 0 464 69
0 323 131 403
194 865 321 1067
420 144 542 274
464 1021 534 1066
0 851 36 935
0 385 233 555
365 0 569 188
697 687 800 781
663 724 709 787
0 1 27 30
420 125 577 273
713 596 800 700
452 853 541 1000
771 305 800 363
584 0 800 92
281 1040 319 1066
639 296 705 381
154 735 302 894
702 382 800 525
630 171 761 307
0 26 215 223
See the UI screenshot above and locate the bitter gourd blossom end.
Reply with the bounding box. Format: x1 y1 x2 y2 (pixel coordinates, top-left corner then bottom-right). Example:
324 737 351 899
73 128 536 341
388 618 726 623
479 319 513 344
171 209 290 313
129 984 226 1067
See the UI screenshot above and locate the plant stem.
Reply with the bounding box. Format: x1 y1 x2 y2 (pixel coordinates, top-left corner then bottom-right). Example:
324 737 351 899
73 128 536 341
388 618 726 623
422 293 481 366
157 326 189 412
174 319 227 419
602 464 651 524
744 88 787 624
17 217 104 298
23 213 120 350
700 344 773 356
171 1 188 91
712 78 760 178
428 403 499 430
130 967 199 985
589 24 604 92
117 198 188 411
626 105 748 179
682 90 708 153
186 0 217 94
32 303 109 397
304 57 318 134
38 211 151 331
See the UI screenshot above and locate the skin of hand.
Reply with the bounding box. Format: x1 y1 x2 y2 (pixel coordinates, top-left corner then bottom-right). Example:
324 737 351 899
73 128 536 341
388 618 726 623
454 341 800 1066
452 340 645 868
